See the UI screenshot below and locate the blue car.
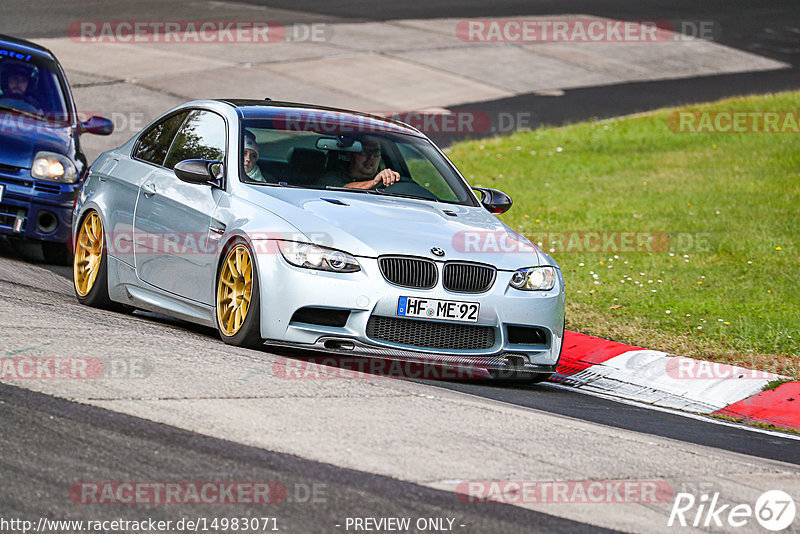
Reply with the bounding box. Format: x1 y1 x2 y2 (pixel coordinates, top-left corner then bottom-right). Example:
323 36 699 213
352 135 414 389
0 34 113 263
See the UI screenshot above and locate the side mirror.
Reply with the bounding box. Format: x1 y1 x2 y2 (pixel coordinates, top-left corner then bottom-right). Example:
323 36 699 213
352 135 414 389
174 159 224 185
473 187 513 214
79 116 114 136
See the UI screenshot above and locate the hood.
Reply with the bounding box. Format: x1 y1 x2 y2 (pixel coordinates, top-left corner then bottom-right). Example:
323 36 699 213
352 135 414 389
0 112 74 169
244 186 546 270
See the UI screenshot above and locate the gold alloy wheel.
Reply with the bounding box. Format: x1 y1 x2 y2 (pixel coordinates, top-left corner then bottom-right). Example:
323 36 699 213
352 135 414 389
73 212 104 297
216 244 253 337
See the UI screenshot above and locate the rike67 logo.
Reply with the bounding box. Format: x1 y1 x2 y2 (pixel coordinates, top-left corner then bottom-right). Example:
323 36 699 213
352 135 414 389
668 490 796 531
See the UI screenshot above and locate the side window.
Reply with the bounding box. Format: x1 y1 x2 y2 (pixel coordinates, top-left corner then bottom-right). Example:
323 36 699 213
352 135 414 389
163 110 226 170
133 111 188 166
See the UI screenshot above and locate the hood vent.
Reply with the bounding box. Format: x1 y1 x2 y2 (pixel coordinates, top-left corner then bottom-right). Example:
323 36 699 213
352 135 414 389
321 197 348 206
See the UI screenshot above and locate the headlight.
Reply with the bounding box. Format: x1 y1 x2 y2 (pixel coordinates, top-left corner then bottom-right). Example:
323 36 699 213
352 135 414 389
277 241 360 273
31 152 78 183
509 266 556 291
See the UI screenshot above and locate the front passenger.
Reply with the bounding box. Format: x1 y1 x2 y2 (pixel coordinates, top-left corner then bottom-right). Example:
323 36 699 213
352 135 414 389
243 130 266 182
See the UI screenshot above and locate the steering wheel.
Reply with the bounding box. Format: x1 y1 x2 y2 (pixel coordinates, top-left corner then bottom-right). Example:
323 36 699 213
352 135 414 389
0 96 41 115
380 176 438 200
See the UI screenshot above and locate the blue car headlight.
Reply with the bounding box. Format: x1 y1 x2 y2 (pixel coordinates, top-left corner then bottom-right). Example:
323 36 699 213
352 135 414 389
31 151 78 183
277 241 360 273
509 266 556 291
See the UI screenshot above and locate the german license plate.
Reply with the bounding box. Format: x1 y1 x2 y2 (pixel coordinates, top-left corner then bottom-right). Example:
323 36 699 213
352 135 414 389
397 296 479 323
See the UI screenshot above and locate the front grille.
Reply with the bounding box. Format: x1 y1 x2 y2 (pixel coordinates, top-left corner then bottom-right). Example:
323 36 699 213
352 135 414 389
379 256 437 289
0 175 32 187
443 262 496 293
0 205 26 229
367 316 495 350
0 163 20 173
34 182 62 195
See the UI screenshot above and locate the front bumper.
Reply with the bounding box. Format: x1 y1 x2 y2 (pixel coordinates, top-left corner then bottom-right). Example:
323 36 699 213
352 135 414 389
254 245 565 372
0 168 78 243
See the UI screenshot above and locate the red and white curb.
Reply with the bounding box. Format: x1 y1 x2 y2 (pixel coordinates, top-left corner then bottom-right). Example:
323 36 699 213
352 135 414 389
552 331 800 431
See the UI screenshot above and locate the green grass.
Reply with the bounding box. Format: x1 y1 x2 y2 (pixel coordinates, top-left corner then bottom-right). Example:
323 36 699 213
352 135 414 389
711 414 799 435
763 379 795 391
447 91 800 377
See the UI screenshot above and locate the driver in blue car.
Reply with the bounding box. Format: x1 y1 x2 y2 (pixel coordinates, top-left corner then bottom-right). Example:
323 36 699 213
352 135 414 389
0 62 42 112
317 135 400 189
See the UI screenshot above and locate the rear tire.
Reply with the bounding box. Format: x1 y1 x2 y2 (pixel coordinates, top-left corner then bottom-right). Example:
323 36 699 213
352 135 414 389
215 240 263 348
73 211 114 309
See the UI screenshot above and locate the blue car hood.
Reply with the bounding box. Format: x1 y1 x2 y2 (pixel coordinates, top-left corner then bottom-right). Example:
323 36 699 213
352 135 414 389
0 113 73 169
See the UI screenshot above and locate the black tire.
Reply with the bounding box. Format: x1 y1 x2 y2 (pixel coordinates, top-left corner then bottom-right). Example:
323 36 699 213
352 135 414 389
73 211 115 309
42 241 73 266
215 240 263 348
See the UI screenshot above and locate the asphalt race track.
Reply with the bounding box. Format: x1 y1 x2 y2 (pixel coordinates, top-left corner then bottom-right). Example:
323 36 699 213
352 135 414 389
1 1 800 533
0 383 606 534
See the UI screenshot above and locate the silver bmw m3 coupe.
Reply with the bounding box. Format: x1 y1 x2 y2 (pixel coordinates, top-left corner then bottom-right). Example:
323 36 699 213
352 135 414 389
73 99 565 381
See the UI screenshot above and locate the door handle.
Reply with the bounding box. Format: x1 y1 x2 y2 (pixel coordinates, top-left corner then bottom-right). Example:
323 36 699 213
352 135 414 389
141 183 157 197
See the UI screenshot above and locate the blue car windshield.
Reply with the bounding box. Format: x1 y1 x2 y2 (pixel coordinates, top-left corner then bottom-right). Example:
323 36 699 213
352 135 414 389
240 118 478 207
0 57 70 122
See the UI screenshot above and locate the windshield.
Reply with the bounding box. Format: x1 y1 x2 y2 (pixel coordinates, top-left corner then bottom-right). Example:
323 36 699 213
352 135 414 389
239 118 478 206
0 56 70 122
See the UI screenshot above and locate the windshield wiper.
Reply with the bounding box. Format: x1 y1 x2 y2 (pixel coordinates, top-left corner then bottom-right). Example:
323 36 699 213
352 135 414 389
324 185 380 194
325 185 439 202
373 188 440 202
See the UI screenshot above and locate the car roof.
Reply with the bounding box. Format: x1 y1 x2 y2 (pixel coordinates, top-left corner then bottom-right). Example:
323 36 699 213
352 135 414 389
0 33 56 62
215 99 424 137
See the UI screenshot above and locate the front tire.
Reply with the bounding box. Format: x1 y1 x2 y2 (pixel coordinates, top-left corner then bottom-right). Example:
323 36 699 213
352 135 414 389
216 241 263 348
73 210 114 309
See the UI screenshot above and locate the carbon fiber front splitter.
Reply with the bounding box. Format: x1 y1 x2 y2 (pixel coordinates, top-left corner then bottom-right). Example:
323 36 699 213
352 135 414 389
265 336 557 381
